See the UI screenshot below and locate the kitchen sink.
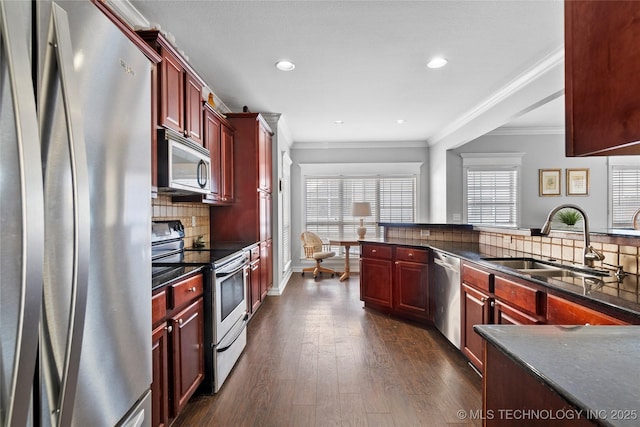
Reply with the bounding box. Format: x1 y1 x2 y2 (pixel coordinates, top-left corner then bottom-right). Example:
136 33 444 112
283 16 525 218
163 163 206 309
482 257 610 279
481 257 560 270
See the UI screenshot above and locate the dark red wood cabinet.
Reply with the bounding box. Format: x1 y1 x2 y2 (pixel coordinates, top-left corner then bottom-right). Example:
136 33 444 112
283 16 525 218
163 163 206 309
151 273 205 426
360 243 430 321
565 1 640 156
139 30 205 145
210 113 273 313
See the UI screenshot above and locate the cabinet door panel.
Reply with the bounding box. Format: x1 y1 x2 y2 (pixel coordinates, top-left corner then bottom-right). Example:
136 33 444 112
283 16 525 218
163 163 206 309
220 123 234 202
565 1 640 156
171 299 204 415
461 283 490 372
152 323 169 427
161 50 183 133
360 258 393 308
185 72 203 144
204 109 221 200
394 261 428 318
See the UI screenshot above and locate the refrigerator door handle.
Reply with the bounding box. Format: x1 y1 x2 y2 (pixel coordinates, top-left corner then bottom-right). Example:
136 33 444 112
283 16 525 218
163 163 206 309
39 4 91 426
0 1 45 426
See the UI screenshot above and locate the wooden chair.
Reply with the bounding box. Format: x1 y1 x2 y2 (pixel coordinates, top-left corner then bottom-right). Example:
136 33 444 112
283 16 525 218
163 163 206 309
300 231 336 279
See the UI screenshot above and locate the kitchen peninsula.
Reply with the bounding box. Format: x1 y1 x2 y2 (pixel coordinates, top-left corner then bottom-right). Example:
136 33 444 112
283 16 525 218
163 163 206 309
360 222 640 425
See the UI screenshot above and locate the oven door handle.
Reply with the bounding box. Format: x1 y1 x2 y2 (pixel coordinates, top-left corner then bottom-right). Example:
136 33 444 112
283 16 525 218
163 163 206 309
216 313 249 352
215 258 248 277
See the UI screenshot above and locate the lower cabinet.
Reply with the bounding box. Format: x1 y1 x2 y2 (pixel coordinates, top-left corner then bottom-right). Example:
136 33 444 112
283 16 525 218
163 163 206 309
394 247 429 320
151 273 205 427
171 298 205 415
151 322 169 427
360 243 429 321
461 282 491 372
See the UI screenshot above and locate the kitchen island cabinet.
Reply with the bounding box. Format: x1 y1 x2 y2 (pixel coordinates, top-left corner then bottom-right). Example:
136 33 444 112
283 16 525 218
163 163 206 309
477 325 640 427
546 294 629 326
565 1 640 156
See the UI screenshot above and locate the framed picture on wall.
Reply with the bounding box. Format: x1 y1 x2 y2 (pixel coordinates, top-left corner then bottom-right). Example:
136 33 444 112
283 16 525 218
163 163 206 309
539 169 561 196
566 168 589 196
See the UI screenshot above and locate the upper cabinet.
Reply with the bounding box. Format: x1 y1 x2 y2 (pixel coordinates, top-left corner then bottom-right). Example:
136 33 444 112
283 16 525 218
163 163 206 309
203 104 234 204
139 31 204 147
565 1 640 156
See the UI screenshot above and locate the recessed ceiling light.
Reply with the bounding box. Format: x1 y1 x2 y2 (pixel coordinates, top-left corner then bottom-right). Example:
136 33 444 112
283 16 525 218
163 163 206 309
334 120 344 125
396 119 406 124
275 60 295 71
427 57 448 69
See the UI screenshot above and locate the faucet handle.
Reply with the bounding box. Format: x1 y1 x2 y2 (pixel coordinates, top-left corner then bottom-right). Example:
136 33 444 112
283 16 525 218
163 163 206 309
586 245 605 261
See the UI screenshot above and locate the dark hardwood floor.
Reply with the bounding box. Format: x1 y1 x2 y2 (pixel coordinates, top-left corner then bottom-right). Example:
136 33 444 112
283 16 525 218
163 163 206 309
172 273 482 426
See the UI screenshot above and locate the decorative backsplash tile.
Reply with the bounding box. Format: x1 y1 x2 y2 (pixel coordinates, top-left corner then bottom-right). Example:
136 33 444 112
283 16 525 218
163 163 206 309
152 195 210 247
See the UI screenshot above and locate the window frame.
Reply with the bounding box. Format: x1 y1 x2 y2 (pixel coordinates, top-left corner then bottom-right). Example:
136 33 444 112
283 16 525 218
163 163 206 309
608 157 640 229
299 162 422 256
461 153 524 227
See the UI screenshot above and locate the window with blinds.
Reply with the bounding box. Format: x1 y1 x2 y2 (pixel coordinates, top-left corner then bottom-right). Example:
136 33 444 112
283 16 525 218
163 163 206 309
466 169 518 226
304 176 416 247
611 166 640 228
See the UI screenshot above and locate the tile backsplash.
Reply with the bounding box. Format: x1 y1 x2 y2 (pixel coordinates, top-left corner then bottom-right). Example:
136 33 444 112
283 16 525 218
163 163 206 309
152 195 210 247
384 225 640 278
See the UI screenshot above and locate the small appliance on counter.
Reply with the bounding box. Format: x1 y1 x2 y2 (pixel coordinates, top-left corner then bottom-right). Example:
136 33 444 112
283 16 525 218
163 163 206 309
151 220 250 393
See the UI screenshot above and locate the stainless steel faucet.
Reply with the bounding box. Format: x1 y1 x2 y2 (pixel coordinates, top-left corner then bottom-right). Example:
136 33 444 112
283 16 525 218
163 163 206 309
540 204 605 268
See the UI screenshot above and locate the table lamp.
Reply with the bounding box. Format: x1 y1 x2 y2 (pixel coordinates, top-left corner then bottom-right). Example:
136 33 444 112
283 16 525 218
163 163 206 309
352 202 372 239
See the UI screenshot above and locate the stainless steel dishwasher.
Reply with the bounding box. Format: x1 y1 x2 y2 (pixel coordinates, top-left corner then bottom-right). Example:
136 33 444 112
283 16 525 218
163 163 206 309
432 250 461 349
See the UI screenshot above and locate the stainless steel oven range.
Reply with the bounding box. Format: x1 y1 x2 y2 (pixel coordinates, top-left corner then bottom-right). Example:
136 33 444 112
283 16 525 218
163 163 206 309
152 221 249 394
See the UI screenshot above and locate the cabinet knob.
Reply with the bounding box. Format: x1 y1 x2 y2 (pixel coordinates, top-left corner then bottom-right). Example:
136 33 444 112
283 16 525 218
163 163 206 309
165 325 173 333
481 297 487 303
178 319 183 325
490 301 495 307
395 261 399 265
408 253 413 257
188 286 197 292
371 249 377 253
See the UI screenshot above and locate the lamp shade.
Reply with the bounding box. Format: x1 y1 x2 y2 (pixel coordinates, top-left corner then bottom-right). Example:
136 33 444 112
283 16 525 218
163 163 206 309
352 202 371 217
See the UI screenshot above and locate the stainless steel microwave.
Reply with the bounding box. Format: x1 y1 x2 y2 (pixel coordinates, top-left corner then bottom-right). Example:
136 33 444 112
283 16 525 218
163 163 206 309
157 128 211 195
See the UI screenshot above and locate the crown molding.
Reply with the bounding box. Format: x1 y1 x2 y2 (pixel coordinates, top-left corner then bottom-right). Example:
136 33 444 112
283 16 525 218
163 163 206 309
292 140 429 150
103 0 149 27
487 126 565 136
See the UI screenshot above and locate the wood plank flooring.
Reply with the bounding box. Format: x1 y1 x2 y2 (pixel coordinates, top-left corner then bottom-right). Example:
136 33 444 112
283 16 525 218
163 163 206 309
172 273 482 426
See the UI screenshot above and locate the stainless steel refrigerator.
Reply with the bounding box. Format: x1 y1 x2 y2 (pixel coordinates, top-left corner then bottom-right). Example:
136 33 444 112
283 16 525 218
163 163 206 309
1 0 152 425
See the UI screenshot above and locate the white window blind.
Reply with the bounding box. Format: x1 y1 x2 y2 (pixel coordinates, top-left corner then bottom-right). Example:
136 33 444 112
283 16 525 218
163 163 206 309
611 166 640 228
466 169 518 226
304 176 416 245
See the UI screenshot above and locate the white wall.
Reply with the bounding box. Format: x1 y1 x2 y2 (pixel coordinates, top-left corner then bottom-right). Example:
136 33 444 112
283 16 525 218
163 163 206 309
290 143 429 270
449 133 610 229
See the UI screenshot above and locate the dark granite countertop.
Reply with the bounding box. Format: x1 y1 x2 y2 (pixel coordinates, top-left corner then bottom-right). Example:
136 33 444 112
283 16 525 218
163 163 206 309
475 324 640 427
359 237 640 320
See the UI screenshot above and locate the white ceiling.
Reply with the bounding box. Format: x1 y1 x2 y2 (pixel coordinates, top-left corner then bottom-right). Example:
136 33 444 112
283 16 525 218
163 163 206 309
126 0 565 146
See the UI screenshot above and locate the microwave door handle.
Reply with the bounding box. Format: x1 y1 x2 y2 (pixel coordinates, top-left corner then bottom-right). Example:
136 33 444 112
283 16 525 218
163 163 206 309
197 159 208 188
39 5 91 426
0 2 45 425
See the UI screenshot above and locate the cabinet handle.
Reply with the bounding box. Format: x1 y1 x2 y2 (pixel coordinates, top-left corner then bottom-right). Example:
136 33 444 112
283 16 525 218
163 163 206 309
490 301 495 308
188 286 197 292
395 261 399 265
408 253 413 257
165 325 173 333
480 297 486 302
178 319 183 325
371 249 377 253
